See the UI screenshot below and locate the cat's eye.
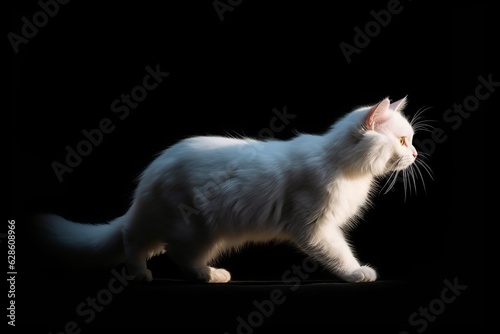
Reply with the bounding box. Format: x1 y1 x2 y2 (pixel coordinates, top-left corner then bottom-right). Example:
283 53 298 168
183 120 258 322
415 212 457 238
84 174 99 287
399 136 406 146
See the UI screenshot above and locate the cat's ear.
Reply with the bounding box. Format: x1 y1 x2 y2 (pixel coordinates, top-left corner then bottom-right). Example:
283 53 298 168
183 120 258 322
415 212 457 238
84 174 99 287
365 98 391 130
389 96 407 112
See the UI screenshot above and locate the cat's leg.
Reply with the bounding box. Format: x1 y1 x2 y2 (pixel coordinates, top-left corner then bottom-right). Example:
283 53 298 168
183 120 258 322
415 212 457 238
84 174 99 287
166 241 231 283
296 223 377 283
122 232 154 282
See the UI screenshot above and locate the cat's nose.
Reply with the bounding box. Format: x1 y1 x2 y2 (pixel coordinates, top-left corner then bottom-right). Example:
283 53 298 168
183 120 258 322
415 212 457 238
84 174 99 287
412 152 417 158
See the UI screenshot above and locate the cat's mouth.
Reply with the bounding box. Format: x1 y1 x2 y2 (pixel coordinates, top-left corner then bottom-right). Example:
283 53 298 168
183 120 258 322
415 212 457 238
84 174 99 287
388 155 415 171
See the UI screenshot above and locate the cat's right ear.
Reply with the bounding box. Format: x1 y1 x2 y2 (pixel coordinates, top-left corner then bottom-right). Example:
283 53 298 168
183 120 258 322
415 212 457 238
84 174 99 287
365 98 391 130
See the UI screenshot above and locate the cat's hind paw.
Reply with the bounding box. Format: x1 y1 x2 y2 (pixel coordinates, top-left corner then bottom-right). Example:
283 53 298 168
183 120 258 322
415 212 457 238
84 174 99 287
131 269 153 282
346 265 377 283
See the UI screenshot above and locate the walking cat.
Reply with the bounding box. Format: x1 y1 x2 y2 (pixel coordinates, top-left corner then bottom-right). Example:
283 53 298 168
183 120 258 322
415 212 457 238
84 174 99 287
37 97 428 283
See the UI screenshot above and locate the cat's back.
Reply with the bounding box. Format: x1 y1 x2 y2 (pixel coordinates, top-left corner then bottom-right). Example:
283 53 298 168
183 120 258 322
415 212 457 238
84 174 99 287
140 136 260 183
151 136 254 165
140 133 319 193
181 136 255 150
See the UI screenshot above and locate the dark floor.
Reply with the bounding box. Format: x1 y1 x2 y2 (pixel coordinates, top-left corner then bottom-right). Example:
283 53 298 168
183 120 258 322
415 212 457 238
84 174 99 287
17 266 483 331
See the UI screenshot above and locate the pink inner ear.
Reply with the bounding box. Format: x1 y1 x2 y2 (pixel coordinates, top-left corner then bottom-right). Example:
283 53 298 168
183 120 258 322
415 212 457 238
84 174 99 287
365 98 390 130
389 97 407 112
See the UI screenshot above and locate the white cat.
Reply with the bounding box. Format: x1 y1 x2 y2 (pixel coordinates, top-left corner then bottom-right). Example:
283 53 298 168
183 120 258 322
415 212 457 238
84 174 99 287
36 97 428 283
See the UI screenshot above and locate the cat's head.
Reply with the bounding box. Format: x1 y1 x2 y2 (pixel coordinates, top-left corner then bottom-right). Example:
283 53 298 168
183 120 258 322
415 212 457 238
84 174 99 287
330 96 431 194
363 97 417 174
336 96 419 178
359 96 434 195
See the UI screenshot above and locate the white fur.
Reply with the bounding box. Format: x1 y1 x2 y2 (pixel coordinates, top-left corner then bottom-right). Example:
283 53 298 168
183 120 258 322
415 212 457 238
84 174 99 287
37 97 419 283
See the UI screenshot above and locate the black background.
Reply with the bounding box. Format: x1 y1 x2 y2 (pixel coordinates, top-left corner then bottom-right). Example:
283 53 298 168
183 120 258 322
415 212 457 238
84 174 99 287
9 0 494 331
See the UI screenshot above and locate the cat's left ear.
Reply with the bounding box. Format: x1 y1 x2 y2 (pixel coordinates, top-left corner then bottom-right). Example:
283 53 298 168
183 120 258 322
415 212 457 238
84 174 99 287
389 96 407 112
365 98 391 130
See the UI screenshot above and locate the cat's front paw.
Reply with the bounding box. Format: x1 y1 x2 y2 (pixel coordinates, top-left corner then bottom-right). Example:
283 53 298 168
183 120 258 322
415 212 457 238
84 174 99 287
209 267 231 283
345 266 377 283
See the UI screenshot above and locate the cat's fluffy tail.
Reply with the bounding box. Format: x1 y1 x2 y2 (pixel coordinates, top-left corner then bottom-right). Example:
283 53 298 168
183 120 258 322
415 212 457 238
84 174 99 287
34 214 126 269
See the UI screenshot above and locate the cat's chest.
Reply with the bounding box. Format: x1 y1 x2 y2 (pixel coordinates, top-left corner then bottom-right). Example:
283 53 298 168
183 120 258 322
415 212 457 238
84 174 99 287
325 176 373 224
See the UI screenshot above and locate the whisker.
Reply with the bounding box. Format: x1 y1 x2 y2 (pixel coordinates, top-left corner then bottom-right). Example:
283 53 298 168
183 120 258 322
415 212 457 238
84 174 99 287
404 168 411 202
413 123 435 133
416 152 432 159
409 164 418 196
381 153 434 201
416 159 434 180
410 106 432 126
380 157 406 195
412 161 428 194
412 121 435 134
410 107 437 134
409 108 426 127
402 169 407 201
380 169 399 195
399 160 410 202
